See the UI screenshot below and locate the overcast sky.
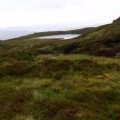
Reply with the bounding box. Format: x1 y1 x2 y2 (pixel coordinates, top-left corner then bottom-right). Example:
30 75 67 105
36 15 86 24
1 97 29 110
0 0 120 29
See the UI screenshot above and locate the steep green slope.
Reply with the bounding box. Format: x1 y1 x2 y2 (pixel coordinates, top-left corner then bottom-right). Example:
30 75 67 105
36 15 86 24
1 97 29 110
71 17 120 56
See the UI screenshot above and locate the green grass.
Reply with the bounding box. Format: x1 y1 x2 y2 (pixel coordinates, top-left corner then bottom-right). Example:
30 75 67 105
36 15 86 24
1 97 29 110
0 54 120 120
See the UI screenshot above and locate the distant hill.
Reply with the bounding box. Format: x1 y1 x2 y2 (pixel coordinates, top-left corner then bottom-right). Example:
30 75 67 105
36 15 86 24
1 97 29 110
0 23 89 40
6 27 93 40
0 30 33 40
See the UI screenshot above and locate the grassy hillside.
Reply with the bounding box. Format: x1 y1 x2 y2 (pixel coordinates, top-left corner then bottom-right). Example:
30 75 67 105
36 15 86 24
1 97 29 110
69 17 120 56
0 27 93 61
0 54 120 120
1 18 120 57
0 17 120 120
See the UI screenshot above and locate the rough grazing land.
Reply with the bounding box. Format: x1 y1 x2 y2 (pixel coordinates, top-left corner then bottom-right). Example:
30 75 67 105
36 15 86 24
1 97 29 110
0 17 120 120
0 54 120 120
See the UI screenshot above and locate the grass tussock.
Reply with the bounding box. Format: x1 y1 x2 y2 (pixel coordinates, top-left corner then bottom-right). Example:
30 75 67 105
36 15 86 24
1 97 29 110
0 54 120 120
